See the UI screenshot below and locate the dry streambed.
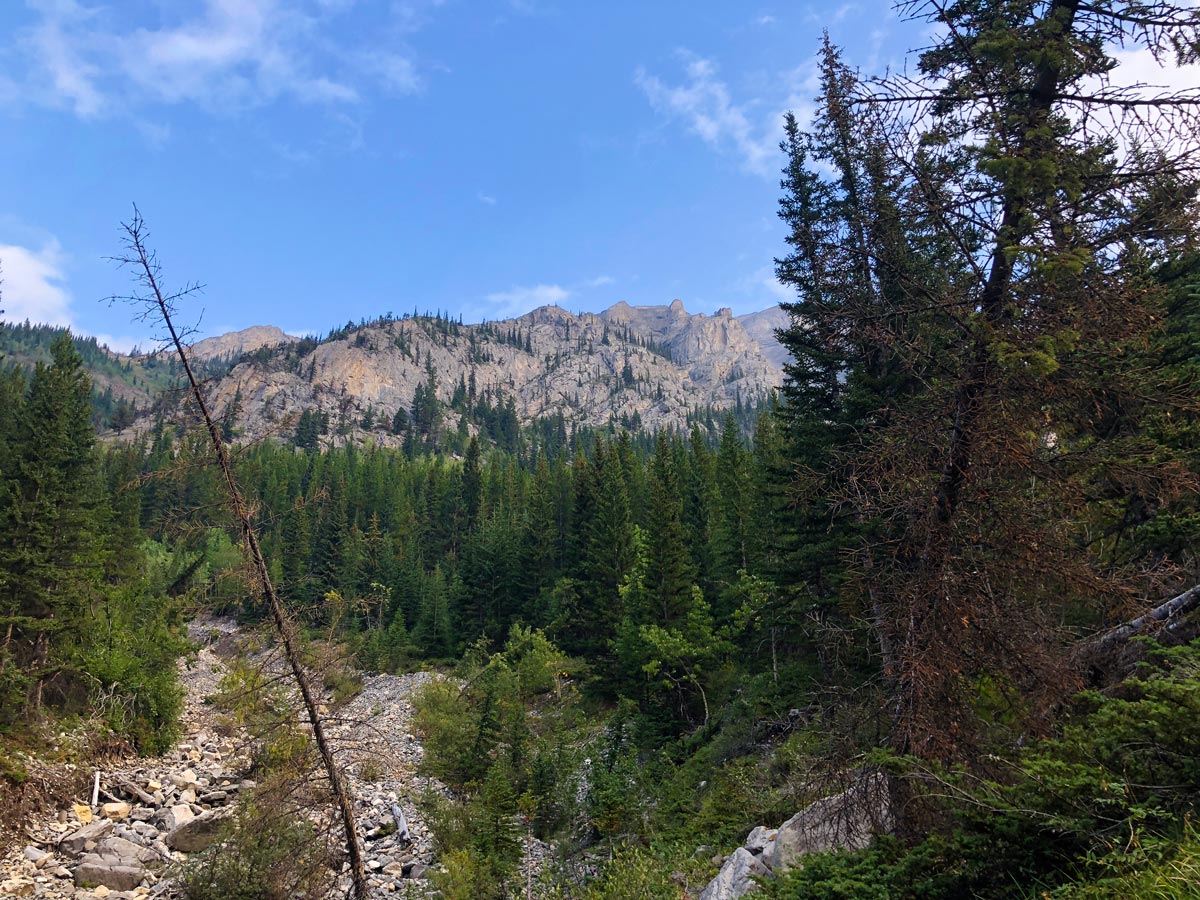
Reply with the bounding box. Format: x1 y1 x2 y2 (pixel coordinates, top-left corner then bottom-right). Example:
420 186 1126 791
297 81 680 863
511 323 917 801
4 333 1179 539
0 619 447 900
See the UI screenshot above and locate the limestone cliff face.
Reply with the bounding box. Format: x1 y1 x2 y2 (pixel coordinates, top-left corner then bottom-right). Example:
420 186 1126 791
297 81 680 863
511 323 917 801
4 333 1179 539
159 301 787 444
187 326 298 362
737 306 791 370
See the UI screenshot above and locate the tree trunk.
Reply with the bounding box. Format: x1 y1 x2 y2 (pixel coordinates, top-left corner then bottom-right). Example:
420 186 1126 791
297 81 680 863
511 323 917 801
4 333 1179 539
117 211 369 899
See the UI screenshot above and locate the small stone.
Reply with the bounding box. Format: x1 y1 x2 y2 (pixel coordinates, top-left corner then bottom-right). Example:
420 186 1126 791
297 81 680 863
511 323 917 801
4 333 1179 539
94 886 111 898
23 845 51 865
102 802 132 821
73 804 94 825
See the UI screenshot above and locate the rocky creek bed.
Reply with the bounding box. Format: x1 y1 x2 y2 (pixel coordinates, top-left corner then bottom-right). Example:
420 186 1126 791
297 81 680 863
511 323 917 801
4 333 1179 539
0 618 449 899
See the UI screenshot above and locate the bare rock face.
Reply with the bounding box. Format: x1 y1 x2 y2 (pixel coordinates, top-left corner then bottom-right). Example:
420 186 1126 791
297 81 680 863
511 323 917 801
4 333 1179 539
187 325 299 362
736 306 791 370
699 848 769 900
762 772 893 872
696 771 893 900
134 299 789 446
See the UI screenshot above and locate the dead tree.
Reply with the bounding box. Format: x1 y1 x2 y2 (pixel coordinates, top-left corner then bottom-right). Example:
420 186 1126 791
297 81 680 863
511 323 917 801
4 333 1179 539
109 207 369 899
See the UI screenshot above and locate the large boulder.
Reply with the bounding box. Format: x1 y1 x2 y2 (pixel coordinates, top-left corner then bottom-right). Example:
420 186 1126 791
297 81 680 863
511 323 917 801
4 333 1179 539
59 820 113 857
166 806 235 852
154 803 195 832
74 859 145 891
698 848 769 900
762 771 893 872
73 836 159 891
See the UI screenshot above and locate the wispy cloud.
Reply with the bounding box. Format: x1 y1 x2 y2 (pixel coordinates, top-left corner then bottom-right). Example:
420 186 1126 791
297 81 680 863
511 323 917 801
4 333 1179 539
477 191 498 206
0 238 73 327
0 233 144 352
636 51 818 177
584 275 615 289
739 264 791 305
3 0 428 122
482 283 571 319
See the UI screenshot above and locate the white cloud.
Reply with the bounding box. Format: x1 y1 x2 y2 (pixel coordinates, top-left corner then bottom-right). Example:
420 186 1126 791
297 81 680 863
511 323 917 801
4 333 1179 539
483 283 571 318
584 275 615 288
0 239 73 326
0 234 150 353
4 0 426 122
90 332 144 354
1106 46 1200 95
752 14 776 26
636 51 818 177
477 191 498 205
1073 45 1200 157
738 264 791 305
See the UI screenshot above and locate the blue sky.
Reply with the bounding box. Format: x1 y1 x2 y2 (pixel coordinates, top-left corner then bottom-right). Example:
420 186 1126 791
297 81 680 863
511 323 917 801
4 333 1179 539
0 1 936 349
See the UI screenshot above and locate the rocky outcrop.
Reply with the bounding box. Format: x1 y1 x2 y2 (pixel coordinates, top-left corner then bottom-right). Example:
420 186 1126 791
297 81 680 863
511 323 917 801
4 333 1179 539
699 847 770 900
736 306 791 370
187 325 299 362
115 300 788 445
697 771 894 900
763 771 893 872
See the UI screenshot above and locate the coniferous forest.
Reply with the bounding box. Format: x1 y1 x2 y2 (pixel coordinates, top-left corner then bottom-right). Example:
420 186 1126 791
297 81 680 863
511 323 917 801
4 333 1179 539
2 2 1200 898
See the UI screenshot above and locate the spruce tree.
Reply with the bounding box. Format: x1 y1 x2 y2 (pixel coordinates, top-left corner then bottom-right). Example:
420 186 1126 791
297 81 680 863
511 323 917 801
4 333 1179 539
0 334 103 716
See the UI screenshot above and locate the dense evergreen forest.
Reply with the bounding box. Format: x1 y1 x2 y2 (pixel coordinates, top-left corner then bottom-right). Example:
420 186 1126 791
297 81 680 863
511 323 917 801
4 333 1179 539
3 1 1200 898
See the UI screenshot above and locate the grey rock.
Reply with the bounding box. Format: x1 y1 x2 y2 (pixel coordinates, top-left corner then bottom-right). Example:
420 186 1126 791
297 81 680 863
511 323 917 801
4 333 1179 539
74 859 146 891
165 806 235 852
763 771 893 873
744 826 777 855
59 821 114 857
698 848 768 900
73 838 156 892
22 845 51 864
95 836 160 865
154 804 194 832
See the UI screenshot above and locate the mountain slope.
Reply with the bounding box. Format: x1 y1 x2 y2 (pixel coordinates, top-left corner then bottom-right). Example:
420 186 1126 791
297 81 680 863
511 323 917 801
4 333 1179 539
181 300 785 444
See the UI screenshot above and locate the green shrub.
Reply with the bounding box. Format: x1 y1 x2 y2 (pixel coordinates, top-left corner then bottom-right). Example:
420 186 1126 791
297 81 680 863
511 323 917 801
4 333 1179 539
80 584 187 754
179 803 333 900
576 845 690 900
431 847 507 900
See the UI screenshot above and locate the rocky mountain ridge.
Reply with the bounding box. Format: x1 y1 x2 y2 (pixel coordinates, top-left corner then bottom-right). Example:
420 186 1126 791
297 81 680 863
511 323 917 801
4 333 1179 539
129 299 790 443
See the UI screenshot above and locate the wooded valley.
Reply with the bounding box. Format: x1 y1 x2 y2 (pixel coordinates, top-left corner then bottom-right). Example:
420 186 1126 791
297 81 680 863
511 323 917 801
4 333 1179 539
2 1 1199 898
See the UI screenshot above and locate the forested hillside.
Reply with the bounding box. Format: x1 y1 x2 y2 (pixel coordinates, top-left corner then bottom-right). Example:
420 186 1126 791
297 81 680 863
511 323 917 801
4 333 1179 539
2 0 1199 898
